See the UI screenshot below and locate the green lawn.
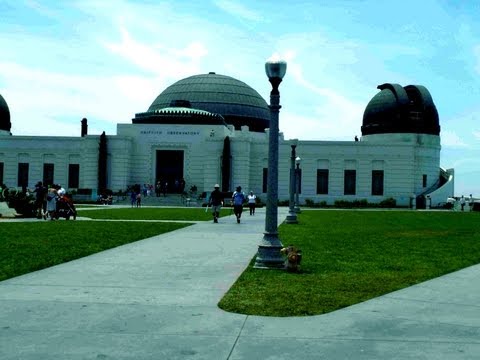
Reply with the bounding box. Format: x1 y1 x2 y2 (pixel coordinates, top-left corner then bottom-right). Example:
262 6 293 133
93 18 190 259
77 207 222 221
0 221 191 281
4 209 480 317
218 210 480 316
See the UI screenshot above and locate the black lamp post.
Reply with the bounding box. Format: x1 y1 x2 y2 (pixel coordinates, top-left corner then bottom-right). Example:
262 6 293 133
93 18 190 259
294 156 301 213
285 139 298 224
254 58 287 269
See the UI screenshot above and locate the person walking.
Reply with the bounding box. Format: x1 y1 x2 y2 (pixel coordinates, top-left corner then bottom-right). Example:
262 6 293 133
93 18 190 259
46 186 58 220
232 186 246 223
208 184 223 223
130 190 137 207
247 191 256 215
34 181 47 219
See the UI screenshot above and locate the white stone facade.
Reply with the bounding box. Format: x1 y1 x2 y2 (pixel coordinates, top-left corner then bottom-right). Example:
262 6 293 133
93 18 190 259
0 121 453 207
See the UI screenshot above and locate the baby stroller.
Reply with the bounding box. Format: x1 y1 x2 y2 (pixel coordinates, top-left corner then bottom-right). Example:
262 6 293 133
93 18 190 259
56 195 77 220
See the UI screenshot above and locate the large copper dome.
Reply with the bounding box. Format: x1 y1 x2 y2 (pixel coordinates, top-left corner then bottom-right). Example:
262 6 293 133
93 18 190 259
0 93 11 132
141 72 270 132
362 83 440 136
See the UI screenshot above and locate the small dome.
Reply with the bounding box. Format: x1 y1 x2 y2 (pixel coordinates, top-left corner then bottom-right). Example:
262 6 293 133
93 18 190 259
144 73 270 132
362 83 440 136
0 93 11 132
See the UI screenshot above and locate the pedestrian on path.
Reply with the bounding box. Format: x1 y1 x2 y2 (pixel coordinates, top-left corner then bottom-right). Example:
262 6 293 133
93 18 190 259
208 184 223 223
232 186 246 223
34 181 47 219
247 191 256 215
46 186 58 220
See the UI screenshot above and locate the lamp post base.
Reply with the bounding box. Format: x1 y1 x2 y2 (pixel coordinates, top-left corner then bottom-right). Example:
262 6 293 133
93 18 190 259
294 206 301 213
285 211 298 224
254 232 285 269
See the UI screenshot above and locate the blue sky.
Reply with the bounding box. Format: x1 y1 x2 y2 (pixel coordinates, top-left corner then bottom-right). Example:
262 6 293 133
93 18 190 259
0 0 479 196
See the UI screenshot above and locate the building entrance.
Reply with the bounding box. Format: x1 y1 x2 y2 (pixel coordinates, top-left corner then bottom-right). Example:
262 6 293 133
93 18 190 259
156 150 184 194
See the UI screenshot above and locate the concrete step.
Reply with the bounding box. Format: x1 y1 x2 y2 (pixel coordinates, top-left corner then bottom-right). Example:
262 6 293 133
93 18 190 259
114 194 203 207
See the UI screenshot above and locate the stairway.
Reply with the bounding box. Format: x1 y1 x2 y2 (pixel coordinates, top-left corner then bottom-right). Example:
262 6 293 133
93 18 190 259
114 193 203 207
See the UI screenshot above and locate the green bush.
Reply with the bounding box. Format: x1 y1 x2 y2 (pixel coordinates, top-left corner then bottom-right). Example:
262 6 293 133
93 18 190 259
379 197 397 208
334 199 369 208
305 198 315 207
6 189 36 217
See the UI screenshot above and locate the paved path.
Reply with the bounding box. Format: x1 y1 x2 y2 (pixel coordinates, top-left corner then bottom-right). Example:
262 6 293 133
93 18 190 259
1 208 480 359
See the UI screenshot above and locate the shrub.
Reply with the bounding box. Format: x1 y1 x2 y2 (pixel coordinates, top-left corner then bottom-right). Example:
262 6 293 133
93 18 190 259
76 188 92 195
6 189 36 217
379 197 397 208
334 199 369 208
305 198 315 207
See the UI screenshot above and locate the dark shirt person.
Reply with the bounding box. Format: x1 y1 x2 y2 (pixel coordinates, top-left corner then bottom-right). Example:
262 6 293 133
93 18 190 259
208 184 223 223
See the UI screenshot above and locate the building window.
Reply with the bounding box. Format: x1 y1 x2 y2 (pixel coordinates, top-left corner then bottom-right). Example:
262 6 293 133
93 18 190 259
0 162 3 185
316 169 329 194
43 163 54 187
372 170 384 196
344 170 356 195
423 174 427 188
68 164 80 188
17 163 29 188
262 168 268 193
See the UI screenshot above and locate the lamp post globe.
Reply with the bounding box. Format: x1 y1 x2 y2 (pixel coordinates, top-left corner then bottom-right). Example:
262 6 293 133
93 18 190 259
294 156 302 213
254 58 287 269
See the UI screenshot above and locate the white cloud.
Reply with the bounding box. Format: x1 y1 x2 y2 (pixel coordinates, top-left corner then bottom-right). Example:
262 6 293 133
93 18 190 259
280 60 364 140
213 0 264 22
473 130 480 140
104 27 207 78
441 130 469 148
1 62 156 136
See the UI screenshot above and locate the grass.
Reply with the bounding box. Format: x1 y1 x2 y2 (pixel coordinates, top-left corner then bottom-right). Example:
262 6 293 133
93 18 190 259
4 208 480 317
218 210 480 316
0 221 191 281
77 207 224 221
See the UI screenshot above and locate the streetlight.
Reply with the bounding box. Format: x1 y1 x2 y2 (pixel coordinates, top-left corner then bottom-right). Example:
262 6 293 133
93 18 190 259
294 156 302 213
285 139 298 224
254 57 287 269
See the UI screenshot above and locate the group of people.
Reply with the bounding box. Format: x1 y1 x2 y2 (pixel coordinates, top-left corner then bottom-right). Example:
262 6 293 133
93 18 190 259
33 181 76 220
208 184 257 224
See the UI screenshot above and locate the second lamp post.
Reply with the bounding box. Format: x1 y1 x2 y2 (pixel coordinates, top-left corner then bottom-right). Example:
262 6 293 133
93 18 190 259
294 156 301 213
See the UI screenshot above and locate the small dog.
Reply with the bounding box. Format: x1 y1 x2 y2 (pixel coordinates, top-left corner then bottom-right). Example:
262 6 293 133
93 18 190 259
280 245 302 272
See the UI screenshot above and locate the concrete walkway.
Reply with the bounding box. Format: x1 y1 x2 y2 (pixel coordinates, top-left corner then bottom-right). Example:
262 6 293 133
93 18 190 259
1 208 480 359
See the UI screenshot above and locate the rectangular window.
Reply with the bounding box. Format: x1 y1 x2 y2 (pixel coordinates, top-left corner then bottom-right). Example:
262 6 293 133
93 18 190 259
68 164 80 188
316 169 329 194
17 163 29 188
344 170 356 195
0 162 3 185
372 170 384 196
262 168 268 193
43 163 54 187
423 174 427 188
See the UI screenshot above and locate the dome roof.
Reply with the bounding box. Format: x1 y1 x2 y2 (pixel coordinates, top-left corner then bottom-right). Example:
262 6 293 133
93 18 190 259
143 72 270 132
134 100 228 127
362 83 440 136
0 93 11 132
